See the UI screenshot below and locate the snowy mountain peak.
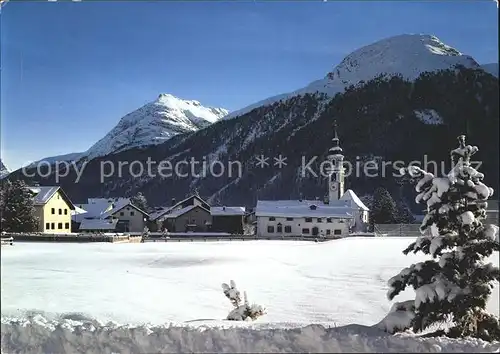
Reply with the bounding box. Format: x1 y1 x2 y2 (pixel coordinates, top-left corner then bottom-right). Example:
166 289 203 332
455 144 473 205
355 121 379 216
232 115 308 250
225 34 480 119
324 34 477 83
83 94 228 160
0 158 10 179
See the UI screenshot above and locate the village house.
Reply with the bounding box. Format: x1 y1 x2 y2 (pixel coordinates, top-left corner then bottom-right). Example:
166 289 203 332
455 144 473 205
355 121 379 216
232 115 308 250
255 122 369 238
73 198 149 233
211 206 246 234
28 186 76 234
149 195 246 234
149 195 212 232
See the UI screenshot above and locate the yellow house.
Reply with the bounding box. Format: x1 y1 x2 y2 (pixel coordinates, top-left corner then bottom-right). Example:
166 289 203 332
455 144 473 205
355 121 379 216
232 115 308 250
29 186 76 234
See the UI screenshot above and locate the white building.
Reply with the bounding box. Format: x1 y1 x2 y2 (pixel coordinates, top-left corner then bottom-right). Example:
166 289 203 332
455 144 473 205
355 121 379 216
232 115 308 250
255 122 369 238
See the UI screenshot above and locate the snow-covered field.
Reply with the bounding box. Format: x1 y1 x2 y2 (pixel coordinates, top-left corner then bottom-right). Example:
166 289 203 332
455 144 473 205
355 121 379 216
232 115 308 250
1 238 499 353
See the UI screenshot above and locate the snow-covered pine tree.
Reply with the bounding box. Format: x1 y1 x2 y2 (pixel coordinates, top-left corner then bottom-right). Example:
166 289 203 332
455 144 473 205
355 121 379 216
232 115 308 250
131 192 149 212
0 180 38 232
221 280 266 321
381 135 500 341
370 187 399 228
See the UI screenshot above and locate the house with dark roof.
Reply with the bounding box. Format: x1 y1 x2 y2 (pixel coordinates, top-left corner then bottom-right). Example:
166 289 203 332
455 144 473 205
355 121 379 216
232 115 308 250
28 186 76 234
149 195 212 232
74 198 149 233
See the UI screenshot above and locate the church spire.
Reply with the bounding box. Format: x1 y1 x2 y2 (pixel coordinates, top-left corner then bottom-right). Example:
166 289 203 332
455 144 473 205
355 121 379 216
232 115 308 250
328 120 343 156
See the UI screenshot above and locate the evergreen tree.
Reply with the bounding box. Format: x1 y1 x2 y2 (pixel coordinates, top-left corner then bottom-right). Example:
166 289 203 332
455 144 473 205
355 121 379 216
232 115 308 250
396 202 416 224
370 187 399 228
131 192 149 212
383 135 500 341
0 180 39 233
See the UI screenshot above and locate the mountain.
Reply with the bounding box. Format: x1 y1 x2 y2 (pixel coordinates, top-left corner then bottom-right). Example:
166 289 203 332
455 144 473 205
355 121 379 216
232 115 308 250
224 34 480 119
84 94 228 161
31 94 228 165
0 159 9 179
29 152 86 168
482 63 499 78
11 35 499 212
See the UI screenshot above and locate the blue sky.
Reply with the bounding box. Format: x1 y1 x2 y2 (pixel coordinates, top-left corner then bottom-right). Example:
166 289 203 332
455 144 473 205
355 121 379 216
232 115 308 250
1 0 498 170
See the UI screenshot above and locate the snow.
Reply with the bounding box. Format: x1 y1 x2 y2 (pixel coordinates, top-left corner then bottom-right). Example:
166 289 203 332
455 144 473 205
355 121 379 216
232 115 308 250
1 238 498 353
211 207 246 216
27 152 85 168
255 200 353 218
0 158 10 179
83 94 228 161
340 189 370 211
460 211 476 225
224 34 479 120
34 94 228 164
374 300 415 334
414 109 444 125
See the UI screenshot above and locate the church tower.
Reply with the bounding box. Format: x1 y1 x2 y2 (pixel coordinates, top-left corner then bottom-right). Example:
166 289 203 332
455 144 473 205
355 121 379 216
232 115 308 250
327 121 345 202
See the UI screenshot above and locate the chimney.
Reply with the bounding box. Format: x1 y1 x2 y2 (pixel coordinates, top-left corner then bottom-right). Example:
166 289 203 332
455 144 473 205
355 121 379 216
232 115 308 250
171 197 176 206
299 193 303 202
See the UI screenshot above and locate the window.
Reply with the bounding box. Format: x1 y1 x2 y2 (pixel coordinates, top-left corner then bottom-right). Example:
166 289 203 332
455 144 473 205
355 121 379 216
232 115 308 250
326 229 331 235
334 229 342 235
277 224 283 233
317 218 322 223
269 217 276 221
286 217 293 221
65 223 70 229
46 223 50 230
326 218 332 223
130 211 135 216
302 228 310 234
51 222 55 229
58 208 62 215
120 212 124 216
267 226 274 233
51 208 55 214
58 223 63 230
64 209 68 215
305 217 312 223
284 225 292 233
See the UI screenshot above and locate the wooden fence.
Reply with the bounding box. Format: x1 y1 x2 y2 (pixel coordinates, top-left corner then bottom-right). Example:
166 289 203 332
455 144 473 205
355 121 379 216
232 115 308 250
374 224 424 238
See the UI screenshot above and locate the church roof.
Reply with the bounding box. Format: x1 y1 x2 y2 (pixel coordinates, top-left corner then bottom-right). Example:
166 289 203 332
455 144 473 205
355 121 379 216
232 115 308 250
340 189 370 211
255 199 353 218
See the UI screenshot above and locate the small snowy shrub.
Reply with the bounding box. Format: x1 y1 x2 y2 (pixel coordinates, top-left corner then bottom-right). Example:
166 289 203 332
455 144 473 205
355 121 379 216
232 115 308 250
384 135 500 341
222 280 266 321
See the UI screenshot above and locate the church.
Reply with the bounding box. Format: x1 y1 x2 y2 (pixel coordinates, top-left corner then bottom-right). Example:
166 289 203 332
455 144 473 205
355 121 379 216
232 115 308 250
255 123 369 238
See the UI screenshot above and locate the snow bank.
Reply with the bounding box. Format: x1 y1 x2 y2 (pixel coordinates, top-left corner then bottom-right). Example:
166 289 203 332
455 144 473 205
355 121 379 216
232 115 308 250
2 315 499 354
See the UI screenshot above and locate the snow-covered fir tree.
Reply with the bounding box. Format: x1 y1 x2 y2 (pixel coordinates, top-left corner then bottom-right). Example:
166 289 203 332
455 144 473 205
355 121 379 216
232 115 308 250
131 192 149 212
370 187 399 228
0 180 38 233
380 135 500 341
222 280 266 321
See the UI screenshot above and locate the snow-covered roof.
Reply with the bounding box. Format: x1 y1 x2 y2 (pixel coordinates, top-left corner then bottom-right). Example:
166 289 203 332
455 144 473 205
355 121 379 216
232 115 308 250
340 189 369 211
255 200 353 218
71 205 88 216
101 199 148 219
79 218 118 231
28 186 75 210
211 206 246 216
162 205 209 219
29 186 59 205
149 195 210 221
